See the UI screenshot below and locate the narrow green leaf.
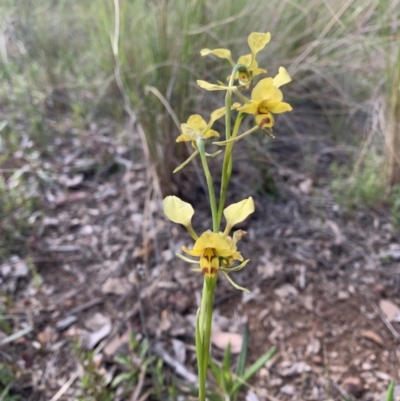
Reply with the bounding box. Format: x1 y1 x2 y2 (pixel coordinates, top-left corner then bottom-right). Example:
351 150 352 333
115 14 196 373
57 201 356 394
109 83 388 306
386 381 395 401
209 358 223 389
111 371 134 388
221 343 233 393
236 325 249 377
231 347 276 395
0 382 13 401
222 342 232 373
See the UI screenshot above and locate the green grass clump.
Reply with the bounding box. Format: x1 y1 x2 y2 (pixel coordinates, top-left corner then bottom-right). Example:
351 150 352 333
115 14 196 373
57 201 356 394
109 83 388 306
0 161 39 262
331 153 387 210
75 332 177 401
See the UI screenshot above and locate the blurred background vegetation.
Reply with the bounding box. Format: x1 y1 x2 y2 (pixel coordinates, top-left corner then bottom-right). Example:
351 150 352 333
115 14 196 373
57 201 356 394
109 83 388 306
0 0 399 258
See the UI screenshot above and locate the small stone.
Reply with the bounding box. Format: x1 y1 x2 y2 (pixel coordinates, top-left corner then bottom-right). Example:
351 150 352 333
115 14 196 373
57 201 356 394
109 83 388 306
343 377 363 397
279 361 311 377
280 384 295 396
79 225 94 236
362 362 372 371
337 291 349 301
275 284 298 299
270 378 282 387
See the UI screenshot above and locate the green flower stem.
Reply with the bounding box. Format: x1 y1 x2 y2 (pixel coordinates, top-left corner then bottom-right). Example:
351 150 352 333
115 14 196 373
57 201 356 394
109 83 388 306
202 277 216 380
196 280 207 401
217 112 245 227
197 139 218 232
225 64 245 141
196 277 217 401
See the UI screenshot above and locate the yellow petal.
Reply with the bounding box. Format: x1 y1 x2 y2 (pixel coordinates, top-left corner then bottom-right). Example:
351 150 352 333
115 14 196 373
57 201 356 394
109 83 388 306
187 114 207 130
248 32 271 56
203 129 219 139
176 132 190 142
224 197 255 228
163 196 194 227
180 123 199 141
209 103 241 124
182 245 203 257
210 106 227 123
237 54 252 67
197 80 234 91
200 48 234 65
267 101 292 114
252 68 267 76
237 102 258 114
273 67 292 88
251 77 274 101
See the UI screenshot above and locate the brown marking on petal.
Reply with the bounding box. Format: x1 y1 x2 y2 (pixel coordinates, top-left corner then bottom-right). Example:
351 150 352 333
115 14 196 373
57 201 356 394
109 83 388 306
259 117 271 129
203 248 217 264
201 267 208 275
210 267 217 276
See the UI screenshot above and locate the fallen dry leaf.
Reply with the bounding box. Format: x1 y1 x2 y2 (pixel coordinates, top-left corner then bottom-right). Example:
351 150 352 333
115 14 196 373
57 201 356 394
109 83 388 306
359 329 384 347
211 330 243 354
379 299 400 322
104 331 131 356
101 277 131 295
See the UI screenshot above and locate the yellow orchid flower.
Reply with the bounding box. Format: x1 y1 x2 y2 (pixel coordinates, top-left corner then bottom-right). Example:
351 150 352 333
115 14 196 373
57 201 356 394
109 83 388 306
173 105 240 173
176 104 241 144
163 196 254 289
177 114 219 144
237 67 292 130
201 32 271 85
182 231 243 276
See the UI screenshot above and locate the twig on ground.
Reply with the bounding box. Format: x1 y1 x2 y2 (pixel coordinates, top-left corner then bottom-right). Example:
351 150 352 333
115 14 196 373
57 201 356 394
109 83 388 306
129 363 147 401
49 367 81 401
67 297 103 315
154 342 198 384
0 326 32 345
